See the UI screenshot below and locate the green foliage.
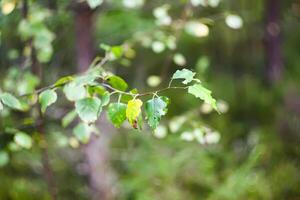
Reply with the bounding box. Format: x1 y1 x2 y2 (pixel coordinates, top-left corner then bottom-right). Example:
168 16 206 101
62 110 77 128
75 97 102 123
14 132 32 149
73 123 92 144
188 84 218 111
107 103 127 128
101 92 110 107
87 0 103 9
0 151 9 167
18 9 55 63
106 75 128 91
54 76 74 87
39 89 57 113
0 92 22 110
145 96 169 130
172 68 196 84
63 82 86 101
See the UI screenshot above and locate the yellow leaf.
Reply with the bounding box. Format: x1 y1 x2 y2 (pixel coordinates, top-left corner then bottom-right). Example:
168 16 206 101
2 1 15 15
126 99 143 126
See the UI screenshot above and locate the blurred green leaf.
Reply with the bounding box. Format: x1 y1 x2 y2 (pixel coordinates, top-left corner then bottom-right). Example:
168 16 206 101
62 110 77 128
101 92 110 107
88 85 107 96
73 123 91 144
14 132 32 149
87 0 103 9
54 76 74 87
111 46 123 59
0 151 9 167
0 92 22 110
39 89 57 113
63 82 86 101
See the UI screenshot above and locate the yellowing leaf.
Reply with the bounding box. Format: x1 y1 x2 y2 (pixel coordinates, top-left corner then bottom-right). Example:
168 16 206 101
126 99 143 126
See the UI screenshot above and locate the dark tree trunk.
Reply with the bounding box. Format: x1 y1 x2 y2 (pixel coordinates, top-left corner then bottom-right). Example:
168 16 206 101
264 0 283 84
73 3 116 200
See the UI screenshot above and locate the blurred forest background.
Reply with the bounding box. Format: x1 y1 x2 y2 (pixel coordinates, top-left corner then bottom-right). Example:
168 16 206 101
1 0 300 199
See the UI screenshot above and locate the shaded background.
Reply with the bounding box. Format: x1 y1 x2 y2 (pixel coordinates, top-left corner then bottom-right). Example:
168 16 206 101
1 0 300 199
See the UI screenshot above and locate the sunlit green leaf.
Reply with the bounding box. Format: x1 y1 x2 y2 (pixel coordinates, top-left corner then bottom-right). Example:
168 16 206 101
188 84 218 111
145 96 169 130
101 92 110 107
39 89 57 113
88 85 106 96
107 103 127 128
111 46 123 59
54 76 74 87
172 68 196 84
0 92 22 110
106 75 128 91
14 132 32 149
63 82 86 101
74 73 98 86
75 97 102 123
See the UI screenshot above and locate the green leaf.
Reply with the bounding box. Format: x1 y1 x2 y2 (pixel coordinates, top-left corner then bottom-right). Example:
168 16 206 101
0 101 3 111
100 43 111 51
54 76 74 87
74 73 98 86
121 88 138 103
145 97 169 130
63 82 86 101
39 89 57 113
111 46 123 59
172 68 196 84
14 132 32 149
62 110 77 128
0 151 9 167
188 84 218 111
107 103 127 128
73 123 92 144
126 99 143 127
1 92 22 110
101 92 110 107
106 75 128 91
88 85 106 96
87 0 103 9
75 97 102 123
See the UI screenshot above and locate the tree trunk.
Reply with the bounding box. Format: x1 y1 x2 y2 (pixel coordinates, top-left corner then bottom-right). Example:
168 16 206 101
74 4 95 72
264 0 283 84
73 3 116 200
